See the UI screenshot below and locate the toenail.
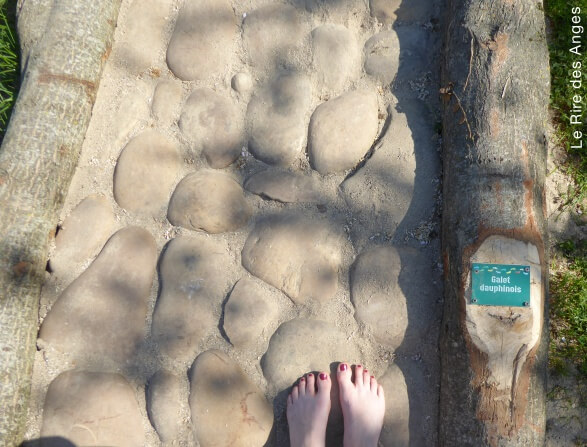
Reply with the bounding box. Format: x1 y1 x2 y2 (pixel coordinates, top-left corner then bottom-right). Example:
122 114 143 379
300 377 305 381
319 373 327 380
357 364 362 368
339 364 348 371
308 373 313 377
371 375 375 379
364 369 368 373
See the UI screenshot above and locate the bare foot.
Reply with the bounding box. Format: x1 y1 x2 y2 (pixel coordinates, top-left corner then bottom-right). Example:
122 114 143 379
287 372 332 447
337 363 385 447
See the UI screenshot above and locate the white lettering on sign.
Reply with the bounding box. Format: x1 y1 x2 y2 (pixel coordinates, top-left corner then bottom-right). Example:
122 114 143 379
491 275 511 284
480 284 522 293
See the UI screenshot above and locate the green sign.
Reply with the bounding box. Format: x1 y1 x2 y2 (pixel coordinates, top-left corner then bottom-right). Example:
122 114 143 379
471 263 530 307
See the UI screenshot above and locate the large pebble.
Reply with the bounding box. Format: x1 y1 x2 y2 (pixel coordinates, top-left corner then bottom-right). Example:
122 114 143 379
241 215 345 304
166 0 237 81
364 31 400 85
350 246 407 349
152 80 183 124
244 169 320 203
379 364 410 447
242 4 307 69
262 318 360 445
309 90 379 174
116 0 170 74
247 73 312 166
189 350 273 447
39 227 157 366
311 24 359 92
41 370 145 446
167 170 252 234
50 195 116 276
370 0 433 24
179 88 244 168
113 130 181 216
223 278 279 348
147 370 185 443
231 72 253 95
151 236 234 362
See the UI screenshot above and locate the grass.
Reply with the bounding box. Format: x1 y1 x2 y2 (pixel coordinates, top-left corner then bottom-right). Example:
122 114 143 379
0 0 19 144
544 0 587 378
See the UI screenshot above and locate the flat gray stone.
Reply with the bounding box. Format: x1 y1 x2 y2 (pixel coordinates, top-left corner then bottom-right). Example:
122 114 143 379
168 170 252 234
116 0 170 74
223 278 279 348
244 169 320 203
379 364 410 447
151 236 233 362
311 24 359 92
262 318 360 445
39 227 157 367
152 80 183 124
247 73 312 166
190 350 273 447
167 0 237 81
242 215 346 304
309 90 379 174
41 370 144 446
364 31 400 85
242 4 307 69
113 130 181 217
350 246 407 349
147 370 185 443
179 88 244 168
50 194 116 276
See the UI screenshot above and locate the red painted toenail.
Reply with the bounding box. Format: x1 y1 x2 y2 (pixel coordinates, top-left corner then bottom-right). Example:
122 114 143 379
319 373 327 380
300 377 305 381
308 373 313 377
339 364 348 371
371 375 375 379
364 369 368 373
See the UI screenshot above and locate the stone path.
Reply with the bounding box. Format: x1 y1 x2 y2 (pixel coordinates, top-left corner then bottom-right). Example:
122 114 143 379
24 0 443 445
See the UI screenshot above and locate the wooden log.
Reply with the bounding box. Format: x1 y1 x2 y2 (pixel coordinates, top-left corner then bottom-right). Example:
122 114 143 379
439 0 550 446
0 0 120 444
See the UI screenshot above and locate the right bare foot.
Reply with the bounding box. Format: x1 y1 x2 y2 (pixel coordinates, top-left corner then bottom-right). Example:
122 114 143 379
337 362 385 447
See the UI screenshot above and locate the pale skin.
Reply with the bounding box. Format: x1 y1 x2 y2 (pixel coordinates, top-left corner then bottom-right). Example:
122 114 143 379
286 363 385 447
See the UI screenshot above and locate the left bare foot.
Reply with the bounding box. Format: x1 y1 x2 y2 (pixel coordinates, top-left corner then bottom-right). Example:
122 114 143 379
286 371 332 447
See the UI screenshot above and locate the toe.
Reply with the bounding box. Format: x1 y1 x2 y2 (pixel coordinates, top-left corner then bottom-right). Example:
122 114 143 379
377 383 384 398
317 371 331 396
354 364 364 386
370 375 378 392
306 373 316 395
298 377 306 396
337 362 352 389
291 384 299 401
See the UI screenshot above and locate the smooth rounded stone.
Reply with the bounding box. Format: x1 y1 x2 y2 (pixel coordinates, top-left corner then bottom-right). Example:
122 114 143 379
50 194 116 276
113 130 181 217
241 215 345 304
350 246 407 349
262 318 360 445
167 170 252 234
116 0 170 74
244 169 320 203
341 100 420 242
223 278 279 348
364 31 400 84
167 0 237 81
41 370 145 446
308 90 379 174
178 88 244 168
247 73 312 166
370 0 433 24
311 24 359 92
379 364 410 447
151 236 234 362
231 72 253 95
242 4 307 69
39 227 157 366
152 80 183 124
189 350 273 447
147 370 184 443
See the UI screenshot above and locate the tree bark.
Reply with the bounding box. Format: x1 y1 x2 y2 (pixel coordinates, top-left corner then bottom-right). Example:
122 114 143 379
0 1 120 444
439 0 550 446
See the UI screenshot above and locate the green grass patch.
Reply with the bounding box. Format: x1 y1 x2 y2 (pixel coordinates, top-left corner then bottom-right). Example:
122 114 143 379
549 240 587 377
545 0 587 213
0 0 19 143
